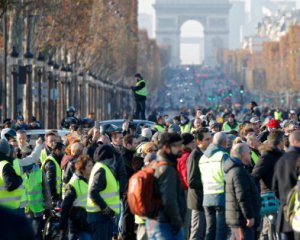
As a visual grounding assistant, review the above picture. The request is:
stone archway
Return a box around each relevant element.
[154,0,231,66]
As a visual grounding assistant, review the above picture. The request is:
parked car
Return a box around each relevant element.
[25,129,70,146]
[98,119,155,134]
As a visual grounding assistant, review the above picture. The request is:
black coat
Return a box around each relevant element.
[272,146,300,233]
[60,173,90,233]
[154,151,187,232]
[252,146,283,194]
[224,158,261,227]
[186,147,204,210]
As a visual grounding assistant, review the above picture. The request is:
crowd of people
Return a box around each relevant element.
[2,100,300,240]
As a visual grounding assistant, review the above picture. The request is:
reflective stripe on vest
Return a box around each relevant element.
[87,162,120,214]
[13,159,27,208]
[41,156,62,195]
[24,167,44,213]
[135,80,148,96]
[0,161,22,209]
[68,174,88,209]
[40,149,48,165]
[199,151,227,195]
[251,150,259,165]
[154,124,165,132]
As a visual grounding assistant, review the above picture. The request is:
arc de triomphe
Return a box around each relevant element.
[154,0,231,66]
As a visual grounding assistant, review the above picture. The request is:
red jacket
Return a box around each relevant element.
[177,149,191,190]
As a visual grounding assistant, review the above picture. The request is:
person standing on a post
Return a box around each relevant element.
[131,73,147,120]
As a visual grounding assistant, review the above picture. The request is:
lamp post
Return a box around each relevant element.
[10,46,19,120]
[60,65,67,119]
[36,52,45,122]
[77,72,84,116]
[24,50,34,122]
[53,63,60,128]
[45,57,54,128]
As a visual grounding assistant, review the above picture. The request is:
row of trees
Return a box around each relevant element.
[0,0,167,127]
[218,25,300,107]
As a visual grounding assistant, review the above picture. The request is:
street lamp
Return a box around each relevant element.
[24,49,34,121]
[10,46,19,120]
[36,52,45,122]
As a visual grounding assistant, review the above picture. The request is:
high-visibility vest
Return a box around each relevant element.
[13,159,27,209]
[274,111,282,121]
[222,121,239,131]
[41,156,62,195]
[24,166,44,213]
[0,160,22,209]
[180,122,191,133]
[153,124,165,132]
[251,150,259,165]
[135,80,148,97]
[40,149,48,165]
[68,174,88,209]
[199,151,228,195]
[87,162,120,214]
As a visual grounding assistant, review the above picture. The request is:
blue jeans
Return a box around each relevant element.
[87,212,113,240]
[146,219,184,240]
[69,231,92,240]
[204,206,227,240]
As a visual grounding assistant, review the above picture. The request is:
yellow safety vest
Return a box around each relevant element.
[180,123,191,133]
[274,111,282,121]
[41,156,62,195]
[68,174,88,209]
[251,150,259,165]
[0,160,22,209]
[154,124,165,132]
[87,162,120,214]
[222,122,239,131]
[199,151,228,195]
[40,149,48,165]
[24,166,44,214]
[135,80,148,96]
[13,159,27,209]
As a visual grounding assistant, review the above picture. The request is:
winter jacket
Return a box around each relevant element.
[42,154,61,202]
[200,144,229,206]
[0,206,34,240]
[0,154,23,191]
[272,146,300,233]
[177,149,191,190]
[186,147,204,210]
[152,151,187,232]
[62,156,77,185]
[224,158,261,227]
[252,145,283,194]
[131,81,146,101]
[60,172,90,233]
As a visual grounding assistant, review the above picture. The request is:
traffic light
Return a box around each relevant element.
[228,90,233,97]
[239,85,244,94]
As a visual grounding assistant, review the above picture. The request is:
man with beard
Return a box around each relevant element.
[146,132,186,239]
[41,142,65,204]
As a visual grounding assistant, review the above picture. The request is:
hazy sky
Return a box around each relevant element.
[138,0,203,64]
[139,0,155,15]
